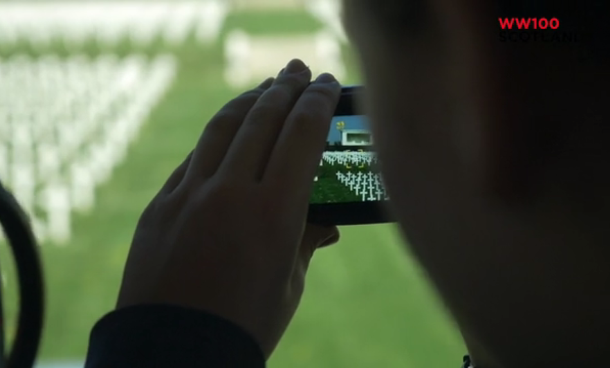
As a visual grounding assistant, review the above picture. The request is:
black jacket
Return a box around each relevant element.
[85,304,470,368]
[85,305,265,367]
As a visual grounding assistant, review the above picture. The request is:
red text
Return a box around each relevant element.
[498,18,560,30]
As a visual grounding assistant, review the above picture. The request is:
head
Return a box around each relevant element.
[342,0,610,366]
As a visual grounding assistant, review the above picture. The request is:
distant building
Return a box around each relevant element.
[341,129,373,146]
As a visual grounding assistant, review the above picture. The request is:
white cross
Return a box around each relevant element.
[377,188,384,199]
[41,183,71,246]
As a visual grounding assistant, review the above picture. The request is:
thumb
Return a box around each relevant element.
[305,224,340,249]
[298,224,340,268]
[319,226,340,248]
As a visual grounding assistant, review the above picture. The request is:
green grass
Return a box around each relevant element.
[224,11,325,34]
[312,159,378,203]
[0,10,465,367]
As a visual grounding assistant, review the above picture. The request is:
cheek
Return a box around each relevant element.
[351,30,455,207]
[363,90,416,212]
[355,54,417,193]
[370,116,410,199]
[360,63,449,234]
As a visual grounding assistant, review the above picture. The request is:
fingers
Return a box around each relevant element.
[182,77,275,185]
[216,59,312,181]
[159,151,193,195]
[263,73,341,201]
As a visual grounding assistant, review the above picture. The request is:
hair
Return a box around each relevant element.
[357,0,610,62]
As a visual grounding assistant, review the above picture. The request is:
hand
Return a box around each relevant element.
[116,59,342,358]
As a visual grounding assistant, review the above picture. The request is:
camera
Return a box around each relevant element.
[307,86,393,226]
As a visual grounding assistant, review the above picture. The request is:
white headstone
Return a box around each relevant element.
[12,165,35,216]
[31,217,47,244]
[0,144,8,182]
[163,3,196,46]
[37,144,60,178]
[42,183,71,245]
[70,163,95,213]
[12,123,33,163]
[196,0,229,44]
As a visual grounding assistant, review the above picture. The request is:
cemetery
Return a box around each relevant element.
[311,151,388,203]
[0,0,346,244]
[0,53,177,244]
[0,0,230,48]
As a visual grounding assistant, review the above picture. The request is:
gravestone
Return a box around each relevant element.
[224,30,345,89]
[0,54,177,244]
[230,0,304,11]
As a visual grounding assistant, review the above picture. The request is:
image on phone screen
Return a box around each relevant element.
[310,115,389,204]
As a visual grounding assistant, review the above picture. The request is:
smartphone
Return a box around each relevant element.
[307,86,393,226]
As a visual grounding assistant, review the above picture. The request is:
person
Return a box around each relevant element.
[84,0,610,367]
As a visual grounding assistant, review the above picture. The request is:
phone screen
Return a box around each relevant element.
[310,115,389,204]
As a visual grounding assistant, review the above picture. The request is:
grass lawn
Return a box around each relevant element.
[0,9,465,367]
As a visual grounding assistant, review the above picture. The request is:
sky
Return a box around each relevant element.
[328,115,370,143]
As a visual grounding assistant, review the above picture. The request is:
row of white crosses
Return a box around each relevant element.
[315,151,376,181]
[0,0,230,48]
[0,54,177,245]
[336,171,388,202]
[316,151,368,181]
[318,151,388,201]
[321,151,377,168]
[222,0,348,89]
[224,29,346,89]
[314,152,387,201]
[305,0,348,43]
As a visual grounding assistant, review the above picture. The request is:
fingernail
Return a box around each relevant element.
[284,59,308,74]
[315,73,337,83]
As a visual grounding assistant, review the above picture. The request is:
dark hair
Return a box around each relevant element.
[358,0,610,61]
